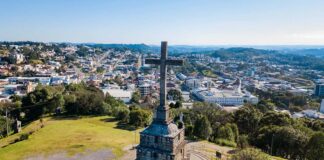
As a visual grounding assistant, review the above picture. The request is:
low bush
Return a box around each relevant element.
[19,133,29,141]
[214,138,237,147]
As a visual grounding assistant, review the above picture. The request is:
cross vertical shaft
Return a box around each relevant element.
[145,41,183,124]
[159,41,167,109]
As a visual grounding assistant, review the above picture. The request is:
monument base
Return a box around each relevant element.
[136,122,185,160]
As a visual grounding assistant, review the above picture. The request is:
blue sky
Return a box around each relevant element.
[1,0,324,45]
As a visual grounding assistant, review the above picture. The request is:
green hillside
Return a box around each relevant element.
[0,116,140,160]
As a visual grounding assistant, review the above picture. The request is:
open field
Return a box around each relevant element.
[0,116,140,160]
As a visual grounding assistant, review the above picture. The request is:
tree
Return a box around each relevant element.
[167,89,183,101]
[231,148,271,160]
[64,84,106,115]
[65,54,76,62]
[96,67,105,73]
[129,109,152,127]
[49,94,65,113]
[234,105,262,135]
[185,125,194,137]
[306,132,324,160]
[272,126,309,159]
[64,94,77,114]
[227,123,239,142]
[169,102,175,108]
[254,126,309,159]
[174,101,182,108]
[217,124,235,142]
[21,86,56,121]
[0,116,14,137]
[256,100,274,113]
[310,120,324,132]
[116,107,130,123]
[10,94,22,102]
[73,88,105,115]
[131,91,141,104]
[237,135,249,149]
[76,46,91,57]
[193,115,212,140]
[259,111,291,128]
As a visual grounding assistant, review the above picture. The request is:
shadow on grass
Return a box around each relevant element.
[114,122,138,131]
[50,114,105,121]
[99,117,138,131]
[50,115,82,121]
[227,149,238,154]
[99,117,117,123]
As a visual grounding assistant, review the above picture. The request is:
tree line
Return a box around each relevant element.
[0,83,152,138]
[171,102,324,160]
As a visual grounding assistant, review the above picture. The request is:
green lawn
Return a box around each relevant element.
[0,116,140,160]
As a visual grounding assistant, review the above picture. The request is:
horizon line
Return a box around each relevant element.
[1,40,324,47]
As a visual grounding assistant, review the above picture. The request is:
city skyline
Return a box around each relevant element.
[1,0,324,45]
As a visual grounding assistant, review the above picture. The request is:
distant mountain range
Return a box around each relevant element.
[83,43,324,57]
[2,41,324,57]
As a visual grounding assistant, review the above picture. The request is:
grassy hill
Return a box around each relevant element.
[0,116,140,160]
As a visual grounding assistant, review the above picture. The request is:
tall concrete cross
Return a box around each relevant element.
[145,41,183,124]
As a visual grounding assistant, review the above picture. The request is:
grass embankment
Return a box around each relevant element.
[0,116,140,160]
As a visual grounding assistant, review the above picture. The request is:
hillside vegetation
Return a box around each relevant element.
[0,116,140,160]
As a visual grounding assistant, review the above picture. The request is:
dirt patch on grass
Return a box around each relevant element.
[120,144,136,160]
[25,149,115,160]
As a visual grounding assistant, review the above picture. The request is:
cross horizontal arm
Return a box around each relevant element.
[145,58,160,65]
[166,59,184,66]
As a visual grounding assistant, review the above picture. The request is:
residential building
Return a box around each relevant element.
[102,89,133,104]
[139,83,151,96]
[314,83,324,96]
[9,53,24,64]
[184,78,201,89]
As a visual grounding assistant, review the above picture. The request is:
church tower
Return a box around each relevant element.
[136,42,186,160]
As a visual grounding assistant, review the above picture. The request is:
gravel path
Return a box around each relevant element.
[120,145,136,160]
[25,149,115,160]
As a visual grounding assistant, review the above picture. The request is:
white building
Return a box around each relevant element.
[193,88,258,106]
[139,83,151,96]
[102,89,133,104]
[302,110,320,119]
[9,53,24,64]
[176,73,187,81]
[185,78,201,89]
[320,99,324,114]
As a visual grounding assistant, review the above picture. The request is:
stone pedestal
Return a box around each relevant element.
[136,123,185,160]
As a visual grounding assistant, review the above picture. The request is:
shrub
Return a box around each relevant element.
[185,125,194,137]
[116,107,130,123]
[19,133,29,141]
[214,138,237,147]
[231,148,270,160]
[306,132,324,160]
[101,102,112,115]
[193,115,212,140]
[129,109,152,127]
[217,125,235,142]
[237,135,249,149]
